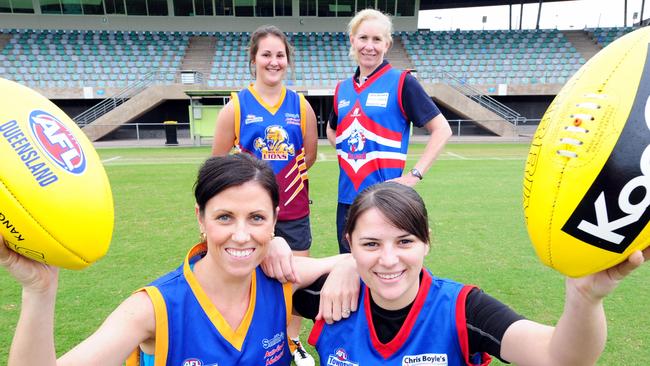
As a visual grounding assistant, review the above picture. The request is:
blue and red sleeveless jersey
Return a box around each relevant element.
[334,64,412,204]
[233,85,310,221]
[308,269,491,366]
[127,243,292,366]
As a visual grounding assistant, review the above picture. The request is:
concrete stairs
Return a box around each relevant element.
[179,36,217,81]
[0,33,11,50]
[563,30,602,61]
[387,38,414,71]
[425,83,517,137]
[386,37,514,137]
[82,84,196,141]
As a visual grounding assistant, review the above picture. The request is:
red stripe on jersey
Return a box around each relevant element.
[354,63,392,94]
[368,269,433,359]
[397,71,408,120]
[337,100,403,142]
[338,156,405,190]
[308,318,326,346]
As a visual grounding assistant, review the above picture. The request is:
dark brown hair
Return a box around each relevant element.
[247,25,294,77]
[194,154,279,215]
[344,182,430,244]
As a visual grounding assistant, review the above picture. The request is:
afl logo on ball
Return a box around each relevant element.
[28,110,86,175]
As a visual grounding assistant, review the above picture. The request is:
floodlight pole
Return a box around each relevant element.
[509,4,512,30]
[624,0,628,27]
[641,0,645,25]
[535,0,542,30]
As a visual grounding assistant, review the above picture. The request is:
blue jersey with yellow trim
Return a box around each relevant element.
[127,244,292,366]
[233,85,309,221]
[334,65,411,204]
[308,269,490,366]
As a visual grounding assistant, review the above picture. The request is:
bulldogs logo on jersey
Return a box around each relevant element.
[347,128,367,159]
[254,125,295,161]
[336,101,405,190]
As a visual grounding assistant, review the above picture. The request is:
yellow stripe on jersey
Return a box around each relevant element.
[248,84,287,115]
[142,286,170,366]
[298,93,307,138]
[282,281,293,328]
[283,149,309,206]
[125,286,169,366]
[183,244,256,351]
[125,348,141,366]
[232,92,241,147]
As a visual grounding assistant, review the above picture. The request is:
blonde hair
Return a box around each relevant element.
[347,8,393,62]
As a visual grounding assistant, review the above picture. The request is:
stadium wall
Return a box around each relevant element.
[0,14,418,32]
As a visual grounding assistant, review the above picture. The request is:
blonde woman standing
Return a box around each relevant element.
[326,9,452,253]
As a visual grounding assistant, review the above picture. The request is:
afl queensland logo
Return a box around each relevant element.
[28,110,86,175]
[181,359,203,366]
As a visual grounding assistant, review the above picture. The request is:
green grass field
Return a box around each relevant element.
[1,143,648,365]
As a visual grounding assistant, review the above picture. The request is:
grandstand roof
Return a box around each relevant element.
[419,0,571,11]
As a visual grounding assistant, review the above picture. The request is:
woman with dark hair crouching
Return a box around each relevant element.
[296,182,649,366]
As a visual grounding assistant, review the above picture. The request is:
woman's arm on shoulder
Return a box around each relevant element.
[211,100,237,156]
[293,255,359,324]
[292,254,351,291]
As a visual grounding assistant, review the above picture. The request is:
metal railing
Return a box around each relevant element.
[439,71,527,126]
[87,119,541,147]
[73,70,164,127]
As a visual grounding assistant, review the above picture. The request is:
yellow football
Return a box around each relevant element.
[523,27,650,277]
[0,78,113,269]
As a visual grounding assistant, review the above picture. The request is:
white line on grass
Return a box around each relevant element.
[446,151,468,159]
[102,156,121,163]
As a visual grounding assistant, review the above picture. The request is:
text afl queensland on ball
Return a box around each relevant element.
[0,78,113,270]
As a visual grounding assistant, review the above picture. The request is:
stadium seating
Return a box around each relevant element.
[401,28,586,85]
[0,26,638,90]
[205,31,354,88]
[585,26,637,48]
[0,29,187,89]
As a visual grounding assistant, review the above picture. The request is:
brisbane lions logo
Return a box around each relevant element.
[254,125,295,160]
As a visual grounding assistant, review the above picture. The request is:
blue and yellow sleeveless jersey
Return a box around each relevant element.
[126,243,293,366]
[232,85,310,221]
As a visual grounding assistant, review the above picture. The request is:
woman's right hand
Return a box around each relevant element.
[0,234,59,293]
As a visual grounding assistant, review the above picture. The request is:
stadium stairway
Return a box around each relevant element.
[388,34,515,136]
[386,38,414,71]
[425,83,516,137]
[562,30,601,61]
[0,33,11,51]
[180,36,217,79]
[81,84,197,141]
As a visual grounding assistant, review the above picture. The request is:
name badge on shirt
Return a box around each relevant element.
[365,93,389,108]
[402,353,448,366]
